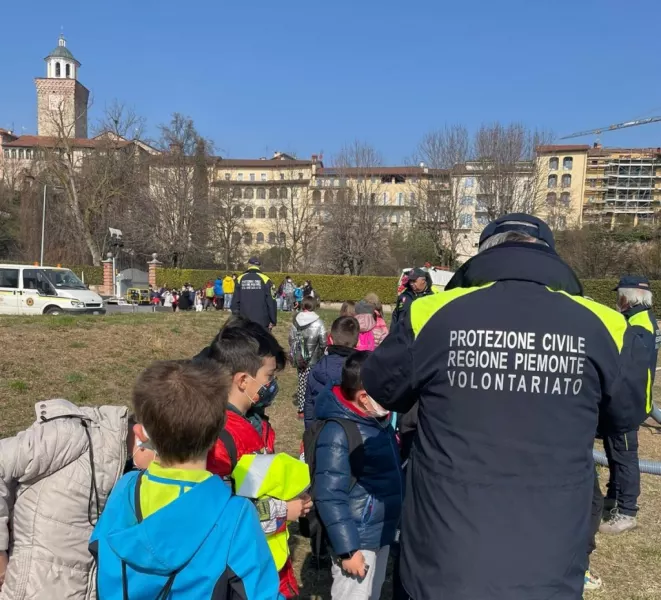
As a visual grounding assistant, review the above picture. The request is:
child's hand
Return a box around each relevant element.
[0,550,8,590]
[341,551,366,578]
[286,494,313,521]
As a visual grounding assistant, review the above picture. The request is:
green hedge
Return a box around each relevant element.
[156,269,400,303]
[65,266,104,286]
[583,279,661,314]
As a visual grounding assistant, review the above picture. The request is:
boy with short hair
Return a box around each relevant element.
[304,315,359,429]
[91,360,280,600]
[313,351,403,600]
[198,318,311,599]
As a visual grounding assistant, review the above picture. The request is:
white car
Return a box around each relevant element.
[0,264,105,315]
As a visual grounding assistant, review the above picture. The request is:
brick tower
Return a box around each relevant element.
[34,35,89,139]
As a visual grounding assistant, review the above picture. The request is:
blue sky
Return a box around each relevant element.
[2,0,661,162]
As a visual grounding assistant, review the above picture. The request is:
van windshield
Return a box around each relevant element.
[44,269,87,290]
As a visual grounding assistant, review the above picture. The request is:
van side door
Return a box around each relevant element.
[21,268,52,315]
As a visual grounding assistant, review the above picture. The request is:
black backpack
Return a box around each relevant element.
[299,418,365,563]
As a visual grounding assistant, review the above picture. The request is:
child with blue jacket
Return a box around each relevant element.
[90,360,281,600]
[313,351,403,600]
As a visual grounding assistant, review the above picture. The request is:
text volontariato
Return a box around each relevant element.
[447,329,586,395]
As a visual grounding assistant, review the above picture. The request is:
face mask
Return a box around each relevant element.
[132,428,157,464]
[245,376,279,409]
[366,395,389,419]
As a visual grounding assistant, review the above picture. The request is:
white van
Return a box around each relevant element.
[0,264,105,316]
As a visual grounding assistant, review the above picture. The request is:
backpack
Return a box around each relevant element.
[356,330,376,351]
[291,325,312,369]
[299,418,365,563]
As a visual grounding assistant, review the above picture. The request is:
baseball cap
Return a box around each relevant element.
[248,257,261,266]
[613,276,651,292]
[479,213,555,250]
[408,268,427,281]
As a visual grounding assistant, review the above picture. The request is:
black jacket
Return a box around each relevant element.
[363,242,651,600]
[390,275,434,331]
[231,267,277,329]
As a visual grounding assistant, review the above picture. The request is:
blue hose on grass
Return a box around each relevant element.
[593,404,661,476]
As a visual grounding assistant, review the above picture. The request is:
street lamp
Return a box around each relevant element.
[23,176,62,266]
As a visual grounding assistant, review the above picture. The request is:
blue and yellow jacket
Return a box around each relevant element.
[363,242,651,600]
[623,304,660,385]
[233,267,277,329]
[90,463,281,600]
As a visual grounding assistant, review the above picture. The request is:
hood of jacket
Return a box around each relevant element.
[446,242,583,295]
[295,311,320,328]
[223,276,233,283]
[107,475,231,575]
[36,398,128,432]
[315,384,387,427]
[356,313,376,333]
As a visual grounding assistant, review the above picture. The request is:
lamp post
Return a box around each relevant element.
[40,185,47,266]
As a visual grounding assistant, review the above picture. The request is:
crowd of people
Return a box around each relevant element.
[146,274,238,312]
[0,213,658,600]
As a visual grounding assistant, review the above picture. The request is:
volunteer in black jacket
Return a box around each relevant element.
[600,275,660,535]
[363,214,651,600]
[390,268,434,331]
[232,258,277,330]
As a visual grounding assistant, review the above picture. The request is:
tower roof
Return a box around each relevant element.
[44,35,80,66]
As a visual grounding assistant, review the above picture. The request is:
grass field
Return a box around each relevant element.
[0,310,660,599]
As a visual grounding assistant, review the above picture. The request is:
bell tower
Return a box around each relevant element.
[35,35,89,138]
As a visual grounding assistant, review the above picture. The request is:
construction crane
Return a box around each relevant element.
[560,116,661,140]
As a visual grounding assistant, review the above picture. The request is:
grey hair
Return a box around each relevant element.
[618,287,653,309]
[479,230,548,252]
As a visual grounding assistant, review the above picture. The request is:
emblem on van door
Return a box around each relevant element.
[26,297,34,307]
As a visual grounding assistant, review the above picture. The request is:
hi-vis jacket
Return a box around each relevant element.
[623,305,660,393]
[363,242,651,600]
[233,267,277,329]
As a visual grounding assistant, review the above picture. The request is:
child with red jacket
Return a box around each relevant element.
[195,317,312,598]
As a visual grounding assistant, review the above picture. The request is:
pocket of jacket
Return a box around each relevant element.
[360,495,374,524]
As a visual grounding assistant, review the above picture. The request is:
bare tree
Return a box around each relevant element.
[473,123,552,220]
[320,141,385,275]
[210,183,246,270]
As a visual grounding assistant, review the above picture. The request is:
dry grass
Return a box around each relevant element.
[0,311,659,599]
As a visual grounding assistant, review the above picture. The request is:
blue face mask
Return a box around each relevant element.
[248,376,279,409]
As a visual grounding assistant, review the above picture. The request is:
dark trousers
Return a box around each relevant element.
[604,429,640,516]
[589,468,603,557]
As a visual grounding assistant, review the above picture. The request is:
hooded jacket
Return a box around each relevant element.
[313,385,403,556]
[223,276,235,295]
[363,242,651,600]
[355,313,376,351]
[304,345,354,429]
[90,468,280,600]
[0,400,128,600]
[288,311,327,367]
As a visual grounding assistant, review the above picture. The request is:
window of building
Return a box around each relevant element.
[465,177,475,188]
[312,190,321,203]
[396,192,404,206]
[410,192,416,203]
[548,174,557,188]
[10,149,16,159]
[477,215,489,226]
[549,157,559,171]
[589,179,596,188]
[55,62,61,77]
[256,232,265,244]
[269,206,277,219]
[546,192,557,206]
[459,213,473,229]
[244,188,254,200]
[65,64,71,78]
[18,149,24,159]
[231,231,241,244]
[243,232,252,245]
[298,172,304,179]
[224,173,230,181]
[3,150,8,159]
[560,192,570,205]
[279,206,287,219]
[561,174,571,188]
[563,157,573,170]
[232,205,242,218]
[237,173,244,182]
[324,190,333,203]
[244,206,254,219]
[316,179,323,187]
[279,232,286,244]
[257,188,266,200]
[261,173,267,182]
[269,187,277,199]
[461,196,475,206]
[280,173,285,180]
[249,173,255,182]
[232,187,242,199]
[268,232,276,244]
[256,206,266,219]
[279,187,288,199]
[382,192,389,205]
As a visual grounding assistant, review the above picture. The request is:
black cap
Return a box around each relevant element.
[614,276,651,292]
[248,257,261,266]
[408,268,427,281]
[479,213,555,250]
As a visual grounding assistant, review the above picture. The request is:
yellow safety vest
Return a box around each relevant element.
[233,453,310,570]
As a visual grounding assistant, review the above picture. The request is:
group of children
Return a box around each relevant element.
[0,302,403,600]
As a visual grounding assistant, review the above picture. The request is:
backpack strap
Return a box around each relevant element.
[219,428,238,471]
